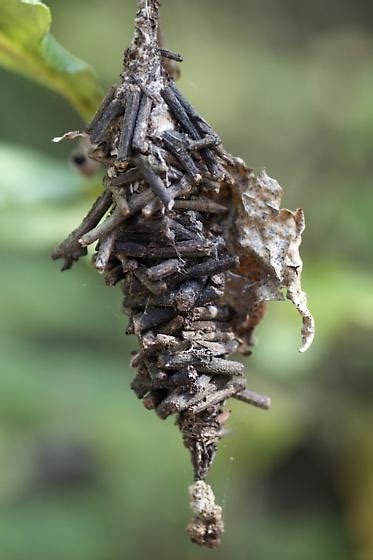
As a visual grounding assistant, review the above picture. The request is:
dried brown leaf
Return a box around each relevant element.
[226,169,315,352]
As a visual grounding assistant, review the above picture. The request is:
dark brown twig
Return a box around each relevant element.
[135,154,174,209]
[118,88,142,161]
[132,94,153,153]
[51,190,112,269]
[159,48,183,62]
[232,389,271,410]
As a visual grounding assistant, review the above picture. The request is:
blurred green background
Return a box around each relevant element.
[1,1,372,559]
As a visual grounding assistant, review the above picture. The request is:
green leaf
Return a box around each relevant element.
[0,0,103,120]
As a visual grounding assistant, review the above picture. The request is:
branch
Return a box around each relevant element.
[123,0,161,82]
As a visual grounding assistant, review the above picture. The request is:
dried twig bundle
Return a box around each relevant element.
[52,0,314,548]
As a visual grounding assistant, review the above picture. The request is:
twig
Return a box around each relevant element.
[118,88,142,161]
[94,229,118,272]
[232,389,271,410]
[135,154,174,209]
[51,190,112,269]
[159,48,183,62]
[132,94,153,153]
[79,208,124,247]
[173,198,228,214]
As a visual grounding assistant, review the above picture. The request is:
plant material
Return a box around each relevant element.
[52,0,314,547]
[0,0,103,120]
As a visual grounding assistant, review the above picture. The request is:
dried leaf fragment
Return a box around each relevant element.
[225,169,315,352]
[52,130,88,143]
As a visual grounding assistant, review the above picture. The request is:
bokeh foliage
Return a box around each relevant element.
[0,1,372,559]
